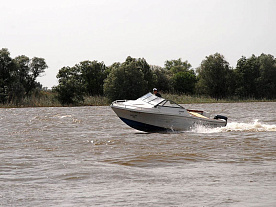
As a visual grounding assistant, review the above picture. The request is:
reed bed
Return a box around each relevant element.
[0,91,109,108]
[163,93,276,104]
[162,94,218,104]
[1,92,275,108]
[83,96,110,106]
[0,91,61,108]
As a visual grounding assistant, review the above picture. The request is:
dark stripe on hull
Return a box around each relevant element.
[119,117,167,132]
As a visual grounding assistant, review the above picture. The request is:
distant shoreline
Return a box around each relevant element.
[1,92,275,108]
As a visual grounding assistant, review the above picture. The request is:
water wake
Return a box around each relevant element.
[191,120,276,133]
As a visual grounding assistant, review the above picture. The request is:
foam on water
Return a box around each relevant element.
[190,119,276,133]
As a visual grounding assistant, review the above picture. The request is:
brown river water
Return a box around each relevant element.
[1,102,276,206]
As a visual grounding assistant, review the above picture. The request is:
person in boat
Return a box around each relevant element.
[153,88,161,97]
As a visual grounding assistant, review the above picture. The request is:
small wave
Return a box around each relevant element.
[57,115,72,119]
[190,120,276,133]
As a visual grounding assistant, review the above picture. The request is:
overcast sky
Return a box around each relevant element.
[1,0,276,88]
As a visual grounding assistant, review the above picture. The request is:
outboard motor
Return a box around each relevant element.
[214,115,228,125]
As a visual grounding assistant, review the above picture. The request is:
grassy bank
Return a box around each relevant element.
[163,94,219,104]
[0,91,275,108]
[162,93,276,104]
[0,91,61,108]
[0,91,110,108]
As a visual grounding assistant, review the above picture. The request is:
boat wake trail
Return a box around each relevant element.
[190,119,276,133]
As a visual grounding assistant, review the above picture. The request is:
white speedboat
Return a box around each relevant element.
[111,93,227,132]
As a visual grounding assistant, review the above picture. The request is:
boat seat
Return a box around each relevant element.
[189,111,209,119]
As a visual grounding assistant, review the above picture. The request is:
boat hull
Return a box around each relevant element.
[111,106,226,132]
[119,117,167,132]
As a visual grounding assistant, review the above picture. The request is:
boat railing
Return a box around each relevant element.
[114,103,185,114]
[112,100,127,104]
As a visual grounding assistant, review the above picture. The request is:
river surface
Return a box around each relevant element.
[1,102,276,206]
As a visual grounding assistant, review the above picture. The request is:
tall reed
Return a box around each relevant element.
[1,91,275,108]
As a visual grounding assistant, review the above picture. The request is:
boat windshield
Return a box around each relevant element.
[138,92,164,105]
[138,93,184,108]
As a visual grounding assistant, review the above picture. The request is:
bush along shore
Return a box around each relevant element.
[1,91,275,108]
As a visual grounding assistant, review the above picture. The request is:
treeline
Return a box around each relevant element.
[54,53,276,104]
[0,48,47,105]
[1,48,276,106]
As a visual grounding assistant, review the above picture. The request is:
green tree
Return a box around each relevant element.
[54,66,85,105]
[13,55,47,96]
[197,53,231,99]
[165,58,196,94]
[0,48,48,104]
[234,55,260,98]
[104,56,148,101]
[151,65,172,92]
[164,58,192,73]
[14,55,30,96]
[256,54,276,99]
[76,60,108,96]
[124,56,154,91]
[54,60,108,105]
[0,48,22,103]
[27,57,47,95]
[172,71,197,94]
